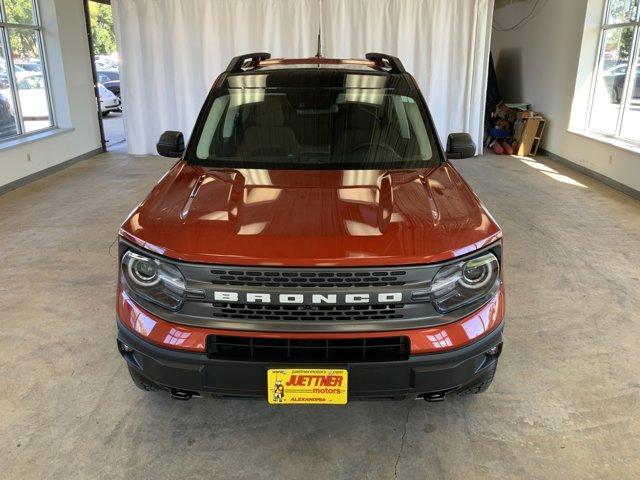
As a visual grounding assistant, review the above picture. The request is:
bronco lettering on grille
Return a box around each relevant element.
[212,291,403,304]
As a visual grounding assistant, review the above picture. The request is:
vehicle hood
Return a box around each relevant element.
[98,84,117,100]
[120,162,501,266]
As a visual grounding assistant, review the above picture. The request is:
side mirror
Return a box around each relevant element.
[446,133,476,159]
[156,131,185,158]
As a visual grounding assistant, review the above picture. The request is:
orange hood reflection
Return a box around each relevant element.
[119,162,501,266]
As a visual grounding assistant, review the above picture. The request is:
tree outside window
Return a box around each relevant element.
[0,0,54,140]
[588,0,640,143]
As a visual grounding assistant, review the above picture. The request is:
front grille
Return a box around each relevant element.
[212,302,406,321]
[121,238,501,333]
[210,269,408,288]
[206,335,410,362]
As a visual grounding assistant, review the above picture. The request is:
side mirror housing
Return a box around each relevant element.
[157,131,185,158]
[446,133,476,159]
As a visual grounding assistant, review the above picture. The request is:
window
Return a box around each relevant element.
[190,70,443,170]
[97,72,111,84]
[0,0,54,141]
[588,0,640,143]
[192,87,438,170]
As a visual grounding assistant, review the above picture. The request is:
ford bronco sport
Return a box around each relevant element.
[116,53,504,403]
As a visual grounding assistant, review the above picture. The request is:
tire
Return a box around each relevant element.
[457,362,497,396]
[101,111,110,117]
[128,366,159,392]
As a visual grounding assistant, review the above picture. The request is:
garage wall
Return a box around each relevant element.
[0,0,102,193]
[491,0,640,195]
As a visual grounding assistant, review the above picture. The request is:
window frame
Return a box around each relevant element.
[586,0,640,143]
[0,0,56,142]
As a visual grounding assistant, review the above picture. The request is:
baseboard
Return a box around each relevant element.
[539,148,640,201]
[0,147,103,196]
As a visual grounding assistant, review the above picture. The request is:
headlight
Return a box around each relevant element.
[121,250,186,310]
[430,252,500,313]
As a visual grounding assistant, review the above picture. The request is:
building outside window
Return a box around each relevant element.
[0,0,54,141]
[588,0,640,143]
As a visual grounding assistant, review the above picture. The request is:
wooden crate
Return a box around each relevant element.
[529,118,546,155]
[513,116,546,156]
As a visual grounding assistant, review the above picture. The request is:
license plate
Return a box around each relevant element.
[267,368,348,405]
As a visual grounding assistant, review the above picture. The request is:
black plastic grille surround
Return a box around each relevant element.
[210,269,408,288]
[212,302,406,322]
[206,335,410,362]
[175,263,457,330]
[119,238,502,332]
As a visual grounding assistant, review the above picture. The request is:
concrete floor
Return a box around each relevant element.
[1,150,639,479]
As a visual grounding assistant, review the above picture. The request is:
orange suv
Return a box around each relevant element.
[116,53,504,404]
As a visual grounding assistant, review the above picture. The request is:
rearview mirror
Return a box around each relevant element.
[156,131,185,158]
[446,133,476,159]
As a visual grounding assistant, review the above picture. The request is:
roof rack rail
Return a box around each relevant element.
[365,52,406,74]
[226,52,271,73]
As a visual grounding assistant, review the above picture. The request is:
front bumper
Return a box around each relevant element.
[101,100,121,111]
[118,318,504,400]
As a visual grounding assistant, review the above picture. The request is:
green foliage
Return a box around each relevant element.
[4,0,37,59]
[606,27,634,65]
[89,2,116,56]
[2,0,116,57]
[604,0,637,65]
[4,0,34,25]
[619,28,634,61]
[607,0,638,24]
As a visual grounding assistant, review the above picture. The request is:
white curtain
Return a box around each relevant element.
[112,0,494,155]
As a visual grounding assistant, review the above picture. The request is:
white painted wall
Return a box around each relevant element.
[492,0,640,193]
[0,0,102,190]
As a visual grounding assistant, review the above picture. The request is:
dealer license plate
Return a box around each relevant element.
[267,368,348,405]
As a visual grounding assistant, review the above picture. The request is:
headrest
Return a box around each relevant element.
[254,97,285,126]
[346,107,377,129]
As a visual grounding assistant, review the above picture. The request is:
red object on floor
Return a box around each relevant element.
[500,140,514,155]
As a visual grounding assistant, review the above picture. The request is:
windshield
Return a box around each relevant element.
[188,81,443,170]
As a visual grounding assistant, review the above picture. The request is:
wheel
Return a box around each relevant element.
[457,362,497,396]
[101,111,110,117]
[128,365,159,392]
